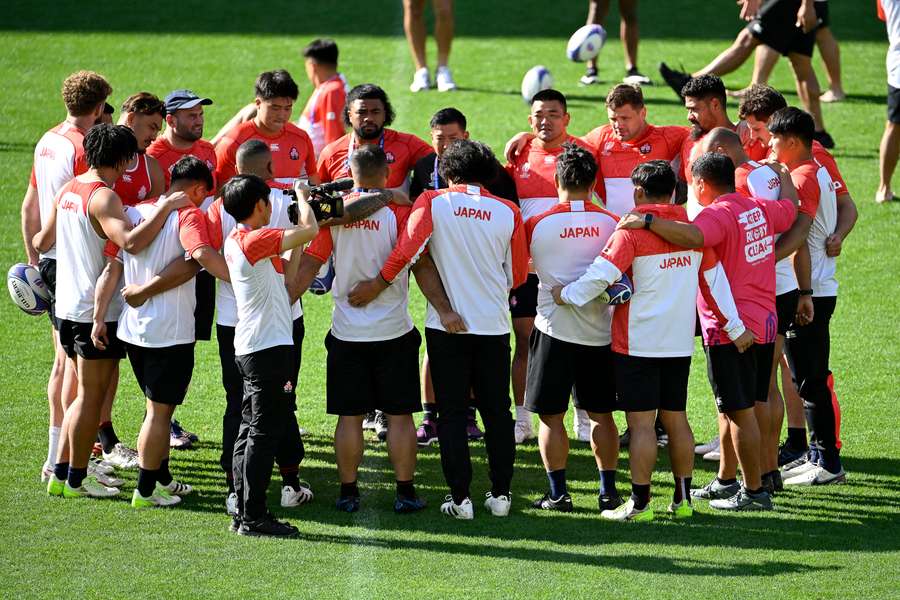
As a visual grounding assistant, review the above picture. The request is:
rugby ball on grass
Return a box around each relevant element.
[7,263,50,316]
[566,24,607,62]
[521,66,553,103]
[602,273,633,305]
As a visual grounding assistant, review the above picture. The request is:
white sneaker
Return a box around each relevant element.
[600,497,654,522]
[132,488,181,508]
[102,443,139,469]
[784,465,846,486]
[64,477,120,498]
[90,456,116,475]
[226,492,238,516]
[695,436,719,455]
[409,67,431,92]
[159,479,193,496]
[281,483,314,507]
[573,409,591,443]
[440,495,474,520]
[514,419,535,444]
[484,492,511,517]
[436,66,457,92]
[298,426,308,437]
[40,462,53,483]
[781,456,818,478]
[88,461,124,487]
[702,448,721,462]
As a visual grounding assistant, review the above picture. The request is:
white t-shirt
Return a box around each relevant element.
[884,0,900,88]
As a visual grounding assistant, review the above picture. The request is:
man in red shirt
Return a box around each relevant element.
[114,93,167,206]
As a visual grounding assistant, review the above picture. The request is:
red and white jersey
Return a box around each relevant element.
[316,129,432,188]
[380,184,529,335]
[113,153,153,206]
[206,188,302,326]
[147,137,217,189]
[735,161,798,295]
[224,225,293,356]
[306,196,414,342]
[562,204,744,357]
[505,135,600,222]
[108,198,210,347]
[582,124,689,216]
[681,134,707,220]
[53,179,109,323]
[297,74,349,156]
[812,141,849,197]
[216,121,317,188]
[791,160,838,297]
[525,200,619,346]
[30,122,88,259]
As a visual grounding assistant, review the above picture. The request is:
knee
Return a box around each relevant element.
[403,0,425,18]
[735,28,757,51]
[433,0,453,20]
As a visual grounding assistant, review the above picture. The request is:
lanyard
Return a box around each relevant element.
[352,187,378,193]
[344,132,385,173]
[432,155,441,189]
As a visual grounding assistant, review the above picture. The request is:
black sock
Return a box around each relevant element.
[54,462,69,481]
[717,476,738,486]
[396,479,416,499]
[424,406,438,422]
[466,406,477,420]
[157,459,173,486]
[97,421,120,454]
[631,483,651,510]
[280,466,300,490]
[745,486,764,495]
[452,488,470,505]
[547,469,567,499]
[68,466,87,488]
[138,468,157,497]
[599,470,618,497]
[673,476,692,505]
[340,481,360,498]
[226,476,235,494]
[787,427,808,449]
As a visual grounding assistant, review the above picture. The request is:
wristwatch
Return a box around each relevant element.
[798,289,813,296]
[643,213,654,229]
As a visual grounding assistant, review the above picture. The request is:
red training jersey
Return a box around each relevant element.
[147,137,218,189]
[214,121,317,188]
[316,129,432,188]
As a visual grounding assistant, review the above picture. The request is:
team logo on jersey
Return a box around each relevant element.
[283,381,294,393]
[289,147,299,160]
[137,185,147,200]
[270,143,280,152]
[520,162,531,179]
[122,174,132,183]
[639,143,652,154]
[602,141,615,156]
[543,155,555,165]
[385,151,396,164]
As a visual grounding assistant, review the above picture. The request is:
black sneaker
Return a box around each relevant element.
[618,428,631,448]
[599,493,624,512]
[336,495,361,513]
[709,487,773,511]
[778,440,807,467]
[659,62,691,99]
[229,515,241,533]
[772,470,784,493]
[624,67,652,85]
[762,472,776,497]
[580,66,599,86]
[374,411,388,442]
[394,494,427,514]
[655,425,669,448]
[531,492,573,512]
[813,130,835,149]
[238,513,299,538]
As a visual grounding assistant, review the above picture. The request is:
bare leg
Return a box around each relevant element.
[624,411,656,485]
[403,0,428,71]
[585,0,612,73]
[335,415,365,484]
[717,413,738,480]
[766,336,787,469]
[694,28,759,77]
[385,414,417,481]
[659,410,694,479]
[99,362,119,424]
[619,0,639,71]
[54,356,79,464]
[879,121,900,201]
[511,318,532,410]
[421,353,435,406]
[754,400,775,475]
[433,0,454,68]
[751,44,780,85]
[538,413,569,471]
[138,399,175,470]
[48,330,66,428]
[726,407,762,490]
[781,353,805,428]
[588,411,618,471]
[816,27,844,97]
[66,357,117,469]
[788,52,825,132]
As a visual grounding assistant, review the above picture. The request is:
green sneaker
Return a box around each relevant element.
[600,498,654,522]
[132,488,181,508]
[47,474,65,496]
[668,501,694,519]
[63,476,120,499]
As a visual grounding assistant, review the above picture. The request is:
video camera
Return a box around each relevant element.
[286,178,352,224]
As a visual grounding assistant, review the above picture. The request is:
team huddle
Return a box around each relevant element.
[21,38,856,538]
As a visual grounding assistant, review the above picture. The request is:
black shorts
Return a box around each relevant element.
[889,85,900,124]
[509,273,539,319]
[524,328,616,415]
[38,257,59,330]
[58,319,125,360]
[126,342,195,405]
[705,341,775,413]
[815,0,829,28]
[776,289,799,336]
[748,0,816,57]
[325,328,422,416]
[613,353,691,412]
[194,270,215,341]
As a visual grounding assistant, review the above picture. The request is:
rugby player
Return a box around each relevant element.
[403,0,457,92]
[114,93,167,205]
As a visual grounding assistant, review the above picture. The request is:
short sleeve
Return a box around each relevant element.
[205,198,225,250]
[793,171,820,218]
[769,199,798,234]
[103,239,122,261]
[239,228,284,265]
[814,148,849,196]
[304,227,334,262]
[409,135,433,165]
[178,207,212,256]
[316,146,335,182]
[214,137,238,186]
[692,205,729,248]
[599,229,636,273]
[303,134,317,178]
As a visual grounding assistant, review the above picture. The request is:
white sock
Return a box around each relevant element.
[47,426,61,468]
[515,405,530,425]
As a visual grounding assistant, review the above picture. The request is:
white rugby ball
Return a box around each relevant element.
[7,263,50,316]
[566,24,607,62]
[521,65,554,103]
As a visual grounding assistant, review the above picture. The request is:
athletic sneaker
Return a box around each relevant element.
[530,492,573,512]
[435,66,457,92]
[655,424,669,448]
[229,516,241,533]
[772,470,784,493]
[47,474,65,496]
[580,66,599,86]
[88,461,124,488]
[574,409,591,443]
[238,513,299,538]
[226,492,238,516]
[690,478,740,501]
[762,472,776,497]
[132,487,181,508]
[63,477,120,499]
[336,495,360,513]
[703,447,721,462]
[374,410,388,442]
[362,411,377,430]
[159,480,193,496]
[658,62,691,99]
[173,419,199,443]
[778,440,807,467]
[668,501,693,519]
[820,89,846,103]
[394,495,427,514]
[170,421,193,450]
[409,67,431,92]
[484,492,511,517]
[514,419,535,444]
[466,417,484,441]
[440,495,474,520]
[297,426,308,437]
[784,465,846,486]
[281,483,314,507]
[709,488,773,511]
[102,443,139,469]
[618,428,630,448]
[599,493,624,512]
[90,456,116,475]
[781,454,819,478]
[416,420,439,446]
[600,497,654,522]
[695,436,719,456]
[623,67,652,86]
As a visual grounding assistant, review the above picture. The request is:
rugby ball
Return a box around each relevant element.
[603,273,633,305]
[7,263,51,316]
[309,256,335,295]
[521,66,553,103]
[566,24,607,63]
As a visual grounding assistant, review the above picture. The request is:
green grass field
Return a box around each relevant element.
[1,1,899,598]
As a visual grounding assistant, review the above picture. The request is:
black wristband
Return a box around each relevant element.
[643,213,654,229]
[798,289,813,296]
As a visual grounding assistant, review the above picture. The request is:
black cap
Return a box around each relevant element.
[164,89,213,112]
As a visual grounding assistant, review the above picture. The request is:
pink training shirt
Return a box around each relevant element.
[692,192,796,345]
